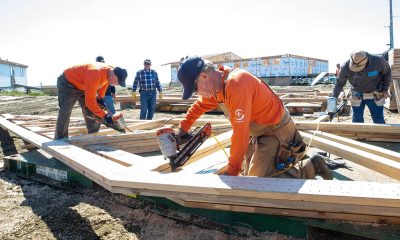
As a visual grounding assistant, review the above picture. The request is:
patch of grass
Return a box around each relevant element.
[0,90,47,97]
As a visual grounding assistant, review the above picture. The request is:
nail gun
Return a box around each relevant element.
[87,99,132,133]
[326,93,348,121]
[157,123,212,172]
[89,113,127,133]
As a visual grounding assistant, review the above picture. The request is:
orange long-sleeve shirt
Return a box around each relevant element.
[63,63,111,118]
[179,67,285,176]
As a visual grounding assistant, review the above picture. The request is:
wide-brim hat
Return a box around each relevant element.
[177,56,204,100]
[349,51,368,72]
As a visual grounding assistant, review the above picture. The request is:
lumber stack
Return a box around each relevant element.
[386,49,400,112]
[116,92,328,114]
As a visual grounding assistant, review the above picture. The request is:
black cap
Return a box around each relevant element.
[96,56,105,63]
[113,67,127,87]
[144,59,151,65]
[177,56,204,100]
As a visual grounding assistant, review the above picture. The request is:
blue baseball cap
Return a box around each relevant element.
[113,67,128,87]
[96,56,105,63]
[177,56,204,100]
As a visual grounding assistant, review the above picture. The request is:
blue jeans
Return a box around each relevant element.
[139,90,157,120]
[352,99,385,124]
[103,95,116,114]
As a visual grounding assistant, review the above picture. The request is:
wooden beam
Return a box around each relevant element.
[174,200,400,225]
[42,140,126,187]
[300,131,400,180]
[84,144,166,169]
[307,131,400,162]
[0,116,50,147]
[296,121,400,134]
[393,78,400,112]
[68,130,157,145]
[110,186,400,223]
[110,169,400,208]
[93,119,169,135]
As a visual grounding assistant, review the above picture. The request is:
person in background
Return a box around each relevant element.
[332,51,392,123]
[175,56,332,180]
[96,56,116,114]
[55,63,127,139]
[131,59,163,120]
[335,63,341,77]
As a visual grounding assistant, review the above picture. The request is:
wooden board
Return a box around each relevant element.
[0,116,50,147]
[306,131,400,162]
[393,78,400,112]
[301,131,400,180]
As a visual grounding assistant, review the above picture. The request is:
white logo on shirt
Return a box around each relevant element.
[234,109,245,122]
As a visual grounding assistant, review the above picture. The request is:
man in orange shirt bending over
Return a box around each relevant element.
[176,56,332,179]
[55,63,127,140]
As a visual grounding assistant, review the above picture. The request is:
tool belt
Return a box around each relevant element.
[253,118,306,170]
[275,138,306,170]
[271,120,306,170]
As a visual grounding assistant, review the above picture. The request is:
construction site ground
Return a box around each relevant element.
[0,85,398,240]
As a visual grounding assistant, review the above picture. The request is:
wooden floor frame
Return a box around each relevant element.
[1,114,400,224]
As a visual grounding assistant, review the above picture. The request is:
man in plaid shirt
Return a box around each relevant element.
[131,59,163,119]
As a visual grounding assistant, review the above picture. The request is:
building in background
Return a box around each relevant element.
[164,52,328,86]
[0,58,28,88]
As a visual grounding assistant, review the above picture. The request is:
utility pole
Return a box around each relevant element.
[389,0,394,49]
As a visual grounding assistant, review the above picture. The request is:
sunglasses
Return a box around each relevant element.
[144,63,151,65]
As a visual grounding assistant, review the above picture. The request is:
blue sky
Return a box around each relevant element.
[0,0,397,86]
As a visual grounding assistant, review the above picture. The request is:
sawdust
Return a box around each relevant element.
[0,91,305,239]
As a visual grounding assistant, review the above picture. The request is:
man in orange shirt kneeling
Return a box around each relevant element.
[176,56,332,179]
[55,63,127,140]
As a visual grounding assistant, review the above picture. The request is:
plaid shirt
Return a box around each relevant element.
[132,69,162,92]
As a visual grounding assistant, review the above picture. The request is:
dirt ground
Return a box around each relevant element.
[0,84,398,240]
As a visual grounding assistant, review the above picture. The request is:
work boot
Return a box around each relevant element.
[310,153,333,180]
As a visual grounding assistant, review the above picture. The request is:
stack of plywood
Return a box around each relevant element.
[386,49,400,112]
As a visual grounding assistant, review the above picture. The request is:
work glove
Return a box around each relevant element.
[175,127,193,145]
[104,112,123,125]
[159,92,163,99]
[131,92,137,100]
[97,98,107,108]
[112,112,123,121]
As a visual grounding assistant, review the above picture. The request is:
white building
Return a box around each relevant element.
[0,58,28,88]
